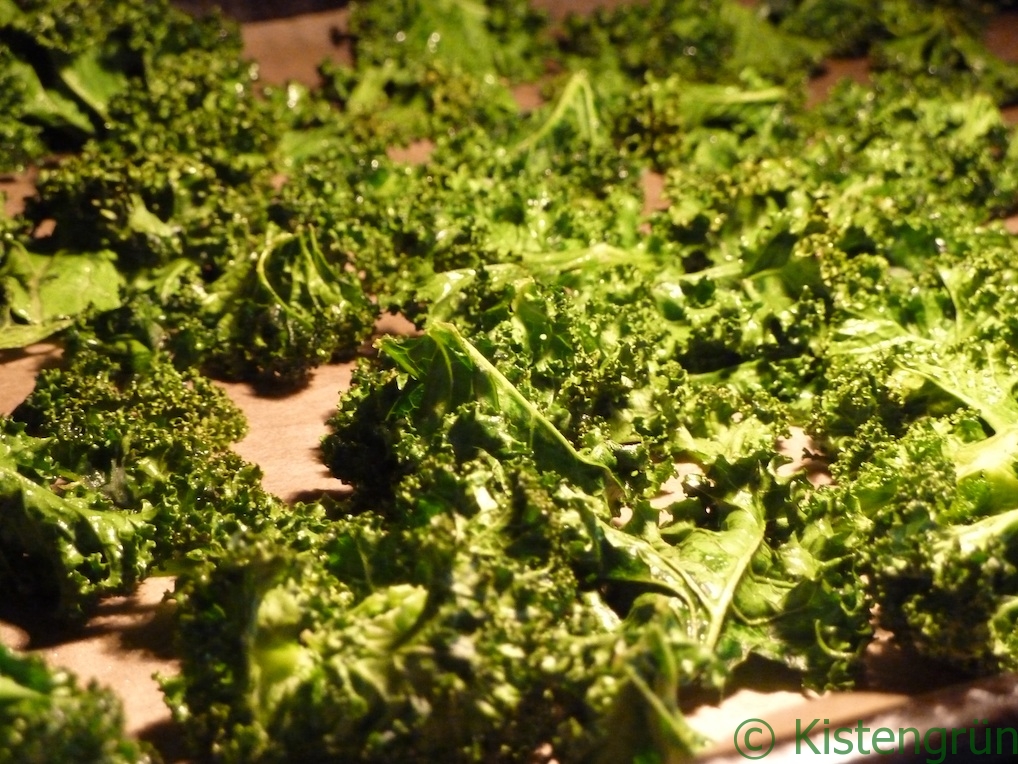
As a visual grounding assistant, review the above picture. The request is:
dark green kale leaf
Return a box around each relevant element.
[0,421,156,620]
[195,226,376,388]
[871,0,1018,104]
[0,643,156,763]
[325,322,621,508]
[769,0,1018,103]
[26,148,273,274]
[0,46,50,171]
[766,0,885,56]
[0,0,241,155]
[804,77,1018,221]
[558,0,821,96]
[803,199,1018,675]
[174,393,865,764]
[603,474,866,697]
[347,0,551,82]
[0,236,123,349]
[815,221,1018,466]
[98,38,278,185]
[49,222,377,389]
[319,58,520,149]
[618,69,800,173]
[163,474,624,764]
[809,411,1018,675]
[558,0,736,85]
[3,343,284,618]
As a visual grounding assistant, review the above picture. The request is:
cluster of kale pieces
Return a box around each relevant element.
[4,0,1018,762]
[0,644,155,763]
[1,338,285,621]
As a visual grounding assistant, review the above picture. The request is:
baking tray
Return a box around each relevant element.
[3,3,1018,762]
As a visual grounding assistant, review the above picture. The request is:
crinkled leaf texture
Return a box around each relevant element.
[378,321,623,500]
[0,425,156,620]
[0,246,123,349]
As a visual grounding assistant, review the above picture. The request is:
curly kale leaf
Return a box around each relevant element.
[13,343,246,466]
[0,237,123,349]
[817,224,1018,469]
[618,69,800,173]
[319,58,520,149]
[197,226,375,388]
[871,0,1018,104]
[169,434,865,764]
[275,72,643,310]
[347,0,550,82]
[325,322,622,507]
[58,224,377,389]
[0,422,156,620]
[27,149,272,274]
[0,0,241,155]
[820,417,1018,674]
[4,345,287,617]
[871,504,1018,675]
[164,471,625,763]
[807,224,1018,675]
[0,643,156,763]
[0,46,52,171]
[558,0,820,94]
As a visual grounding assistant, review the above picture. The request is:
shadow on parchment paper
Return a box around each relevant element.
[137,717,196,764]
[0,578,176,659]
